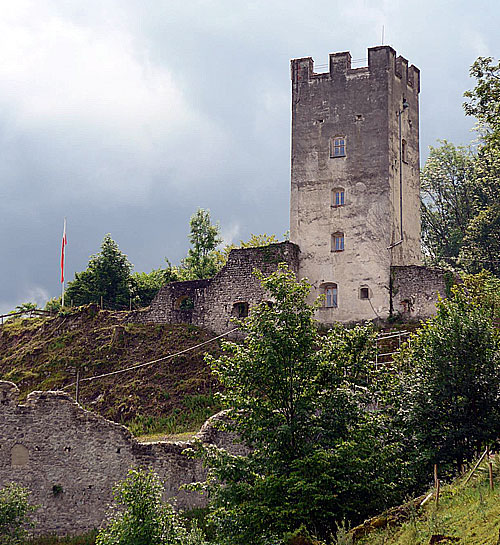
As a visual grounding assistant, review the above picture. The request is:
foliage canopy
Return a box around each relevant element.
[65,234,134,310]
[189,265,403,544]
[397,288,500,477]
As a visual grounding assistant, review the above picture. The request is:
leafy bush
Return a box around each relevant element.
[0,482,37,544]
[95,468,206,545]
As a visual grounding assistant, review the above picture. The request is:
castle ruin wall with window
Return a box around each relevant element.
[0,381,243,536]
[134,242,300,335]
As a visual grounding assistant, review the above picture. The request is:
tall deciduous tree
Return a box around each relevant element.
[420,141,475,266]
[65,234,133,310]
[463,56,500,145]
[180,209,222,280]
[398,290,500,478]
[189,265,403,544]
[460,203,500,276]
[457,56,500,275]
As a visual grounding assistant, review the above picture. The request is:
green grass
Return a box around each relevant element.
[137,430,198,443]
[358,463,500,545]
[25,531,97,544]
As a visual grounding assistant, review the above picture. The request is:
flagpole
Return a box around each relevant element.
[61,218,67,307]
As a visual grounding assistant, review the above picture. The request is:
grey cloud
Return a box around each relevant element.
[1,0,499,312]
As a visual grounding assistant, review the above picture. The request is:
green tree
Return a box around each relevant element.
[189,266,402,544]
[96,468,206,545]
[131,268,170,308]
[44,297,62,312]
[458,56,500,276]
[460,203,500,276]
[463,56,500,145]
[9,302,38,316]
[0,483,36,545]
[420,141,475,266]
[65,234,133,310]
[398,292,500,478]
[180,209,222,280]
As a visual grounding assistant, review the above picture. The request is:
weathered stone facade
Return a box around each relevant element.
[0,381,238,536]
[136,242,300,335]
[138,46,445,329]
[290,46,438,324]
[391,265,450,320]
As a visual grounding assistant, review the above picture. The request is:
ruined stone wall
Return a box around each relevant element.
[200,242,299,334]
[135,242,300,335]
[391,265,449,320]
[134,279,210,325]
[0,381,236,536]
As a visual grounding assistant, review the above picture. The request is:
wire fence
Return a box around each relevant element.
[0,309,55,325]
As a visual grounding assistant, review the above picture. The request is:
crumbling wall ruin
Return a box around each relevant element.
[0,381,235,536]
[134,242,300,335]
[391,265,449,320]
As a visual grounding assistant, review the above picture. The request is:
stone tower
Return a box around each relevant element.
[290,46,422,323]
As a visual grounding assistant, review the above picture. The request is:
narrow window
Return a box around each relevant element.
[402,139,407,163]
[232,302,249,318]
[332,188,345,207]
[175,295,194,310]
[331,233,345,252]
[360,287,370,300]
[330,137,346,158]
[324,284,338,308]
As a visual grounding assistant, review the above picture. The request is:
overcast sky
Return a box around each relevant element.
[0,0,499,313]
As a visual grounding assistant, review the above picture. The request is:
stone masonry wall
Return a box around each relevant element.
[134,242,300,335]
[391,265,449,320]
[290,47,421,325]
[0,381,237,536]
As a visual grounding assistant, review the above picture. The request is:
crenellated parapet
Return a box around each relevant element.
[291,46,420,93]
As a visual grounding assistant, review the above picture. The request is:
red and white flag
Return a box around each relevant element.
[60,218,67,284]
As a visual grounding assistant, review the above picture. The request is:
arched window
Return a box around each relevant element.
[11,444,29,467]
[331,188,345,207]
[321,283,338,308]
[330,136,346,157]
[331,232,345,252]
[360,286,370,300]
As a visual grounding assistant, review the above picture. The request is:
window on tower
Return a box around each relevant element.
[402,139,408,163]
[332,188,345,207]
[330,137,346,158]
[321,283,338,308]
[360,287,370,300]
[331,232,345,252]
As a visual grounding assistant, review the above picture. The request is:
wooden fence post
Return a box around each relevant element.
[76,369,81,404]
[434,464,440,507]
[488,448,494,490]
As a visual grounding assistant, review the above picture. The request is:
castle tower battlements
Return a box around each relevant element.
[291,46,420,90]
[290,46,422,323]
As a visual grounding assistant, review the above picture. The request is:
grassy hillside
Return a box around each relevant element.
[0,305,223,436]
[356,456,500,545]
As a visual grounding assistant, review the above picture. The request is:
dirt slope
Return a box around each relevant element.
[0,305,223,434]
